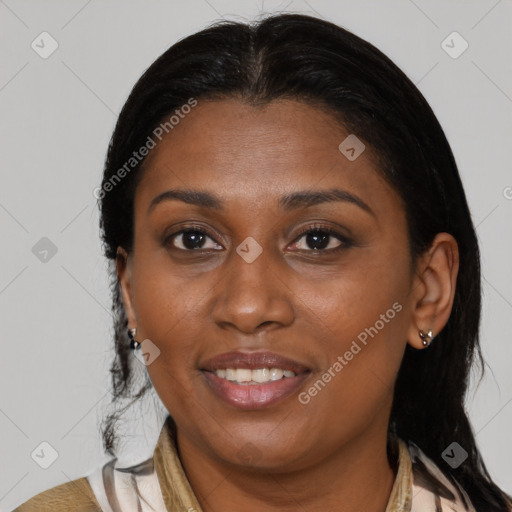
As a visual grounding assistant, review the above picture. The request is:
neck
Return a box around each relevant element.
[175,424,398,512]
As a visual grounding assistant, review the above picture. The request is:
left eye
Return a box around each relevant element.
[291,228,348,252]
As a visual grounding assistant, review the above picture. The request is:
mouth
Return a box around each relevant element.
[200,351,311,409]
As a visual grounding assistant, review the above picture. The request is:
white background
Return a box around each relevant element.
[1,0,511,510]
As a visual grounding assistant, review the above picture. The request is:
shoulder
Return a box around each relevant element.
[13,476,101,512]
[404,439,512,512]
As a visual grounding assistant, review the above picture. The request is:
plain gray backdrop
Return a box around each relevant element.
[1,0,511,510]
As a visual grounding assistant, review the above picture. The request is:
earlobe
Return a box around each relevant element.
[116,247,137,328]
[418,329,435,348]
[406,233,459,350]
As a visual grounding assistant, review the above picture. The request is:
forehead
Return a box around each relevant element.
[135,98,399,213]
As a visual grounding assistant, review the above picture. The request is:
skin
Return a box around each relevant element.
[117,98,459,511]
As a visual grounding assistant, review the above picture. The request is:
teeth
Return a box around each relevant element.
[235,369,252,382]
[269,368,283,380]
[214,367,296,384]
[252,368,269,383]
[225,368,236,381]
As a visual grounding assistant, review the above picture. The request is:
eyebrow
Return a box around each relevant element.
[148,188,375,216]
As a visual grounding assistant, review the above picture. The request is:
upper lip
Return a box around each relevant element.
[200,351,310,374]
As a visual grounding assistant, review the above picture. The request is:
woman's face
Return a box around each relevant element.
[119,98,418,471]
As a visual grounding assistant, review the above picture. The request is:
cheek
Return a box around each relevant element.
[131,261,208,423]
[130,252,206,367]
[292,246,411,427]
[297,244,411,346]
[294,299,406,455]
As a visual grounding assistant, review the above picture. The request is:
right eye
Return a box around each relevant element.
[165,227,223,252]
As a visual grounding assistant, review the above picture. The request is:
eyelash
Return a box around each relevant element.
[164,223,352,255]
[291,224,352,253]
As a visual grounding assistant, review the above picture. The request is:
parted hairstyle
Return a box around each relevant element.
[97,13,511,510]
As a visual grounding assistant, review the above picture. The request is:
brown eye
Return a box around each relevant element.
[166,227,223,251]
[291,225,352,253]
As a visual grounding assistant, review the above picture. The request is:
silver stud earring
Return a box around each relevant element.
[127,328,140,350]
[419,329,434,348]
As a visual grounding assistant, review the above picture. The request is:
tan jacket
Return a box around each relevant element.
[13,417,499,511]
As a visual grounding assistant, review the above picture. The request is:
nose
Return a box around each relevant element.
[211,243,295,335]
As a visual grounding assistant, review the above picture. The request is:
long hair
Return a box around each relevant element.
[97,13,511,510]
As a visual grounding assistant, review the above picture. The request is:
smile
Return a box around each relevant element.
[200,350,311,409]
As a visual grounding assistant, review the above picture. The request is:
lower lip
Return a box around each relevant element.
[202,371,309,409]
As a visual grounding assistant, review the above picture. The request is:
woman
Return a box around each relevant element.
[15,13,512,512]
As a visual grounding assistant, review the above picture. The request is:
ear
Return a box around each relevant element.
[406,233,459,349]
[116,246,137,328]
